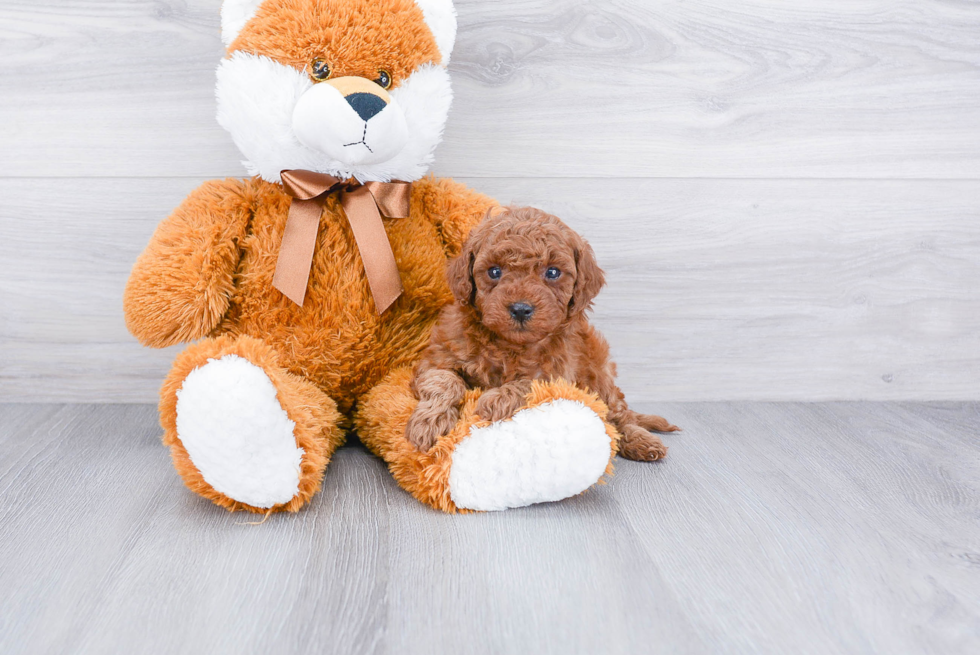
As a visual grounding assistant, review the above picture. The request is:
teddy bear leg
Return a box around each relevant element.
[355,370,618,513]
[159,335,344,514]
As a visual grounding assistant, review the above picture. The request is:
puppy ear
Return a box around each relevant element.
[447,210,495,305]
[569,237,605,316]
[447,248,475,306]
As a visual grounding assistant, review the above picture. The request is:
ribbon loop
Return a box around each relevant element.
[363,181,412,219]
[272,169,411,312]
[280,169,345,201]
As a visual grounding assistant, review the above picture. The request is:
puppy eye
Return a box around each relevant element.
[487,266,502,280]
[375,70,392,89]
[545,267,562,280]
[310,59,331,81]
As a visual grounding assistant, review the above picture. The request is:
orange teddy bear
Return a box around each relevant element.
[124,0,621,514]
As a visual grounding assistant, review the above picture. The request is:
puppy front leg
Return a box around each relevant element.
[476,379,534,422]
[406,369,468,452]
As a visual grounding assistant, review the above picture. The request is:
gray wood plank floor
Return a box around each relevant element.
[1,402,977,655]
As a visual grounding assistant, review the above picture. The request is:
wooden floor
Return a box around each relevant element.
[1,402,977,655]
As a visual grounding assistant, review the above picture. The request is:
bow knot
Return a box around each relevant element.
[272,169,412,313]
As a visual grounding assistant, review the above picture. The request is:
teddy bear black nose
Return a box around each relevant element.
[509,302,535,324]
[346,92,387,121]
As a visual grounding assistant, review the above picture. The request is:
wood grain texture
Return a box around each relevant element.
[0,0,978,178]
[1,1,979,400]
[2,177,978,402]
[0,402,976,654]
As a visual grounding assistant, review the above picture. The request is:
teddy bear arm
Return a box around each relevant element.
[123,179,252,348]
[415,176,500,258]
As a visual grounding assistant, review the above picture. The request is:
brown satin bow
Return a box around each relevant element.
[272,169,412,313]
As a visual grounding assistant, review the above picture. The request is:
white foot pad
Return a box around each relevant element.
[175,354,304,508]
[448,400,612,511]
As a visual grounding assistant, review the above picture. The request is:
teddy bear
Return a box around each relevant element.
[124,0,623,514]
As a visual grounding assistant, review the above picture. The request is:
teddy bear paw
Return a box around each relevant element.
[448,399,613,511]
[175,355,304,509]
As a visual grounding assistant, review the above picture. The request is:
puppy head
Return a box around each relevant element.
[216,0,457,183]
[448,207,605,345]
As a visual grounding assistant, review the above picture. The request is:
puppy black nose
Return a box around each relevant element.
[509,302,535,324]
[346,92,387,121]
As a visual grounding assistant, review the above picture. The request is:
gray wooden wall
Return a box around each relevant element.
[1,0,978,403]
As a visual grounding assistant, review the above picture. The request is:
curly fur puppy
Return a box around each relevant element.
[406,206,678,459]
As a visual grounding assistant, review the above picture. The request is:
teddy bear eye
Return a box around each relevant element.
[487,266,502,280]
[375,70,392,89]
[545,267,562,280]
[310,59,331,81]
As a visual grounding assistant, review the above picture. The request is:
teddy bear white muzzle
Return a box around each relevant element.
[292,77,410,167]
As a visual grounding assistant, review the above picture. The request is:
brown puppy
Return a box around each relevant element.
[406,206,678,459]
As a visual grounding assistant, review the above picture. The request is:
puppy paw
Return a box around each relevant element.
[406,402,460,452]
[476,381,533,423]
[412,369,467,403]
[636,412,680,433]
[618,425,669,461]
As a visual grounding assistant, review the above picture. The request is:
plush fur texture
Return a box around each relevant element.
[354,369,618,513]
[406,207,679,458]
[126,176,497,416]
[448,398,613,511]
[227,0,442,72]
[216,54,453,183]
[412,0,457,64]
[221,0,266,45]
[160,334,344,513]
[218,0,449,183]
[176,354,306,508]
[126,0,621,514]
[127,173,508,512]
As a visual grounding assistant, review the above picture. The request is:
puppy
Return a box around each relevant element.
[406,206,679,459]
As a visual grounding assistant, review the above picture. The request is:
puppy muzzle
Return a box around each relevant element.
[509,302,535,325]
[292,76,409,166]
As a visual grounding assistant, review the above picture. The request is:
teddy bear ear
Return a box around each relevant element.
[415,0,458,65]
[221,1,457,63]
[221,0,266,47]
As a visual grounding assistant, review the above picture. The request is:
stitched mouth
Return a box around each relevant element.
[343,122,374,153]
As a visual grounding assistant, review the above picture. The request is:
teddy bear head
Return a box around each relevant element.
[216,0,457,184]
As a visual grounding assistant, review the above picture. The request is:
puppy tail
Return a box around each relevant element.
[636,413,681,433]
